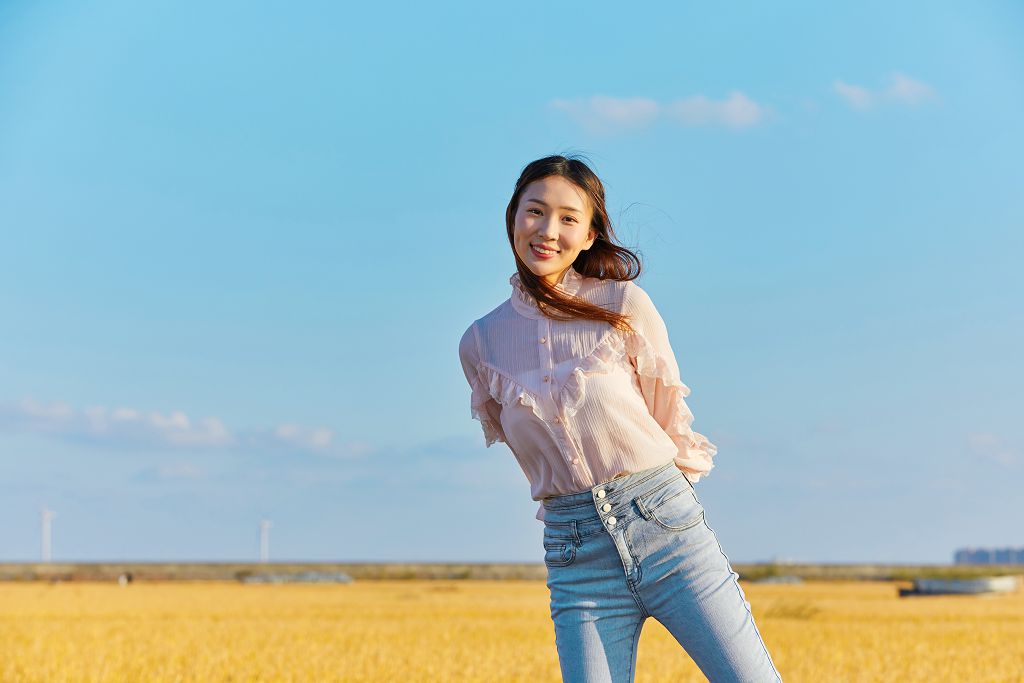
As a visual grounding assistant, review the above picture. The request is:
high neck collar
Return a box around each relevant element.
[509,265,585,319]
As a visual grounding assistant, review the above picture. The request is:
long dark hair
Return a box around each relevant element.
[505,153,641,333]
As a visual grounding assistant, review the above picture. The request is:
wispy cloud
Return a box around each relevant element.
[550,91,767,133]
[550,95,660,133]
[833,81,874,110]
[666,91,766,128]
[0,397,373,459]
[833,72,937,110]
[966,432,1020,467]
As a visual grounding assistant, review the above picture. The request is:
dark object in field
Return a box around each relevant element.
[898,575,1020,597]
[240,571,354,584]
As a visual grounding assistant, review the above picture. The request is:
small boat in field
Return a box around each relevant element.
[898,575,1021,597]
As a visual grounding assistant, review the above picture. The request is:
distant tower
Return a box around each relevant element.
[259,519,272,563]
[40,507,57,562]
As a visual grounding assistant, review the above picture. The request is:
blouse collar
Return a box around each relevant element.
[509,265,585,319]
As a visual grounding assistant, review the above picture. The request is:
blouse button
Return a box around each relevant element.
[572,457,580,464]
[539,337,547,344]
[554,417,562,424]
[542,375,550,382]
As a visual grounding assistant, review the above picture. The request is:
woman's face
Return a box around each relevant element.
[513,175,596,286]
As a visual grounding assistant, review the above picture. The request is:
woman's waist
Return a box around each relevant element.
[539,458,684,522]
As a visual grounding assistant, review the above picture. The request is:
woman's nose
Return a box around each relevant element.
[537,218,558,238]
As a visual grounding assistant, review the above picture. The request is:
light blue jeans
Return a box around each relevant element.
[540,460,783,682]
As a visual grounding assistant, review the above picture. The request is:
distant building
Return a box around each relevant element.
[954,546,1024,564]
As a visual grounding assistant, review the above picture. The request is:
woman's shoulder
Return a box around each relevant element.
[460,297,514,345]
[473,296,515,328]
[585,276,656,317]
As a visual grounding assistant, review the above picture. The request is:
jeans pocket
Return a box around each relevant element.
[542,540,577,567]
[643,481,704,531]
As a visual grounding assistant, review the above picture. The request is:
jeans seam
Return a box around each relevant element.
[649,507,705,532]
[612,460,675,495]
[542,461,676,512]
[627,617,644,682]
[700,515,784,681]
[633,476,678,508]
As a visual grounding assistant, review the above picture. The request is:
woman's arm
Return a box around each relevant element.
[459,323,507,447]
[624,283,717,482]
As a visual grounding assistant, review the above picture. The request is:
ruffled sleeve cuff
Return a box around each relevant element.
[623,284,717,482]
[468,371,507,447]
[460,323,507,448]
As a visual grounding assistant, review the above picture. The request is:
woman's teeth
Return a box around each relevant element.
[532,245,558,256]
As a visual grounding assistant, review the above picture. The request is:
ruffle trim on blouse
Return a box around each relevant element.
[509,266,586,320]
[472,326,717,481]
[476,329,626,429]
[477,362,557,423]
[623,329,718,480]
[468,372,505,447]
[560,330,627,419]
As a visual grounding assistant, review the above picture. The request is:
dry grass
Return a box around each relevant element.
[0,579,1021,682]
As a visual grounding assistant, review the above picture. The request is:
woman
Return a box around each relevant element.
[458,154,783,682]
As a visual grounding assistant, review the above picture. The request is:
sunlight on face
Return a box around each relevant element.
[513,175,597,286]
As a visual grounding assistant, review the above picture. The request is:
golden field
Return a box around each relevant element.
[0,579,1022,682]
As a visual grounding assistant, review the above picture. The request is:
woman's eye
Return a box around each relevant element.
[525,208,576,222]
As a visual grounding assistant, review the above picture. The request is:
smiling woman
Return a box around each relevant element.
[457,154,783,682]
[514,177,595,271]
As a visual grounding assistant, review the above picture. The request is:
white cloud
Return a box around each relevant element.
[550,91,766,133]
[0,397,370,458]
[834,72,937,110]
[550,95,659,134]
[886,72,936,105]
[269,423,335,451]
[833,80,875,110]
[967,432,1020,467]
[666,91,767,128]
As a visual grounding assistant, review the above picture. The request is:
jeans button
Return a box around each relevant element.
[596,489,606,498]
[607,516,617,526]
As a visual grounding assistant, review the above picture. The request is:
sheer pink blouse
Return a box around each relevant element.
[458,265,717,522]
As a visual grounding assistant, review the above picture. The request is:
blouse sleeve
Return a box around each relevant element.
[623,284,717,482]
[458,323,507,447]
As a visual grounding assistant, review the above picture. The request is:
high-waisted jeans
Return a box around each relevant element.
[540,460,783,682]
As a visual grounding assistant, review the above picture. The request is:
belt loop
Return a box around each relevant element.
[634,495,652,520]
[571,520,581,546]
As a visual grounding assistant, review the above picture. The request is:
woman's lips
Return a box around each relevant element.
[530,244,559,259]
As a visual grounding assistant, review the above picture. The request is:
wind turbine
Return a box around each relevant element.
[259,519,272,563]
[40,507,57,562]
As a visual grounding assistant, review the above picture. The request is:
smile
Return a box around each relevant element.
[531,244,559,258]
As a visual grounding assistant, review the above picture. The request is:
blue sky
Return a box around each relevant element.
[1,1,1021,564]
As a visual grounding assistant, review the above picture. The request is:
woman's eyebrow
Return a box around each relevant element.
[525,198,582,214]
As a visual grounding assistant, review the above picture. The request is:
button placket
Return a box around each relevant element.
[594,487,618,527]
[539,319,590,483]
[541,319,555,404]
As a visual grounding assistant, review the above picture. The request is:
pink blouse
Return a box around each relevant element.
[458,265,717,522]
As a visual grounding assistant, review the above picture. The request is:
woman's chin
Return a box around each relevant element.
[524,262,564,279]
